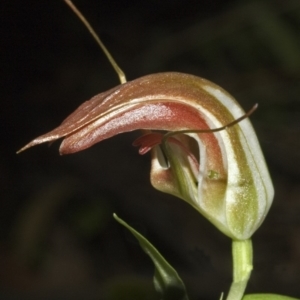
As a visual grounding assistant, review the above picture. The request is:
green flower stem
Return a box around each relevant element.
[226,239,253,300]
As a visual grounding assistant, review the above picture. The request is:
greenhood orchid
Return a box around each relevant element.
[19,72,274,240]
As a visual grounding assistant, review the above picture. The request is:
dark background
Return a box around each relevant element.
[1,0,300,299]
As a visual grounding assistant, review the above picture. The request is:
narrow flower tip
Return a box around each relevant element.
[16,145,29,154]
[17,134,61,154]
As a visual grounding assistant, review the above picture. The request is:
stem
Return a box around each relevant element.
[64,0,127,84]
[226,239,253,300]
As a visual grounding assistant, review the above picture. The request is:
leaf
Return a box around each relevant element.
[243,294,300,300]
[113,213,189,300]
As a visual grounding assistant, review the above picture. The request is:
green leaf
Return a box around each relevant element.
[113,213,189,300]
[243,294,300,300]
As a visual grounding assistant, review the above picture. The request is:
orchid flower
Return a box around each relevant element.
[19,72,274,240]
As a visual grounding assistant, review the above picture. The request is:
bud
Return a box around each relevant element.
[18,72,274,240]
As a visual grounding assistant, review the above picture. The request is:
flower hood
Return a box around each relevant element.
[19,72,274,240]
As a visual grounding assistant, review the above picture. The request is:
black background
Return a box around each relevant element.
[1,0,300,299]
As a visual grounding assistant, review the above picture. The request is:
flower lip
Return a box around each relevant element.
[133,132,200,179]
